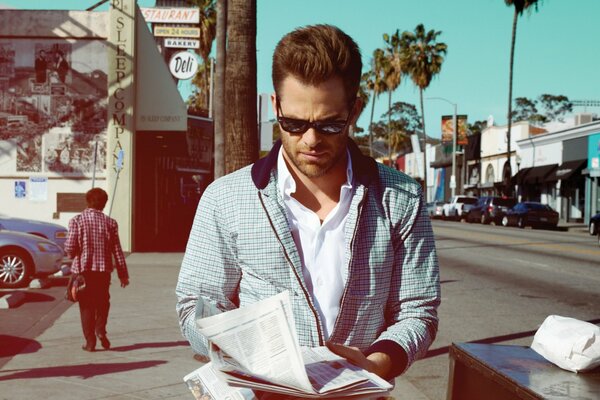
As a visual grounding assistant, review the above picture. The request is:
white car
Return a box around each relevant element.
[442,196,478,221]
[0,229,64,288]
[0,215,68,250]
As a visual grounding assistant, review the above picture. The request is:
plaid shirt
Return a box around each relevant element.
[176,140,440,375]
[65,208,128,279]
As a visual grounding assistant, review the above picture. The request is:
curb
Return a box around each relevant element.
[0,291,25,309]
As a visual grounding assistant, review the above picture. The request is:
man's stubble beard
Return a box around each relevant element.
[282,135,347,179]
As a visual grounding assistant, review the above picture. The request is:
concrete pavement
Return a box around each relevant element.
[0,253,432,400]
[0,253,199,400]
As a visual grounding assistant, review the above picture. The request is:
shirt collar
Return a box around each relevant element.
[277,147,353,199]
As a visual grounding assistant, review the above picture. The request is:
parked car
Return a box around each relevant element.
[0,215,68,250]
[442,196,478,220]
[589,212,600,235]
[466,196,517,225]
[501,202,559,229]
[0,229,64,288]
[426,201,445,219]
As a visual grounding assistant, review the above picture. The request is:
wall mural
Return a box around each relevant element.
[0,39,107,176]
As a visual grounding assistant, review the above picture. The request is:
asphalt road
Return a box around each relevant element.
[398,220,600,400]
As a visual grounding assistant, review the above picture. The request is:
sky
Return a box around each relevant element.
[3,0,600,138]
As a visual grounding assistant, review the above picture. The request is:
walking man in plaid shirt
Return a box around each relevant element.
[177,24,440,381]
[66,188,129,352]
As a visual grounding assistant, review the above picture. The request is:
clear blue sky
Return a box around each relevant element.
[3,0,599,138]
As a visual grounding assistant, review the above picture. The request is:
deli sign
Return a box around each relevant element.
[165,38,200,49]
[169,51,198,80]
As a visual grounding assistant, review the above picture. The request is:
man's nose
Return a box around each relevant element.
[302,127,322,148]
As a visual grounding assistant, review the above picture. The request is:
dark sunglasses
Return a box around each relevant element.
[276,98,353,135]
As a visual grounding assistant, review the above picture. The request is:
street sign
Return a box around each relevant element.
[164,38,200,49]
[154,26,200,38]
[169,51,198,80]
[116,149,124,171]
[450,175,456,189]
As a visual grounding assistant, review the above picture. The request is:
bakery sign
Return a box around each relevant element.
[164,38,200,49]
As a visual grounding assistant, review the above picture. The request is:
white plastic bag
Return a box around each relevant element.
[531,315,600,372]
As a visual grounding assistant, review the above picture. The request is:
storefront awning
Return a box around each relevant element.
[512,167,533,185]
[522,164,558,184]
[544,159,586,182]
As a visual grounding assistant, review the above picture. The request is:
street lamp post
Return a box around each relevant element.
[428,97,458,197]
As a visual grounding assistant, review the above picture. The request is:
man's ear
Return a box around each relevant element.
[350,97,364,125]
[271,93,277,116]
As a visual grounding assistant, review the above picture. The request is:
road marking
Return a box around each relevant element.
[434,226,600,257]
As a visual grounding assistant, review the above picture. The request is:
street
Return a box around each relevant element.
[396,220,600,399]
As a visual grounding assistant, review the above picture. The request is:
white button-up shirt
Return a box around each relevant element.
[277,148,354,339]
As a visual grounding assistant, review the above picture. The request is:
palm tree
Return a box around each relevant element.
[504,0,542,195]
[187,0,216,114]
[362,49,388,157]
[382,30,404,166]
[401,24,447,197]
[224,0,258,173]
[213,0,226,178]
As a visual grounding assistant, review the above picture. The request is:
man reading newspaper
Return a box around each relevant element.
[176,24,440,389]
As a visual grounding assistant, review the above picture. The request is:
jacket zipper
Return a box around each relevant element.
[258,191,325,346]
[329,187,368,343]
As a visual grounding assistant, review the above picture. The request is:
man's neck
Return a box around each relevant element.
[285,153,348,221]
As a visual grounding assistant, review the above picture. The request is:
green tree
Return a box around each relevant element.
[382,30,405,163]
[504,0,542,194]
[467,120,488,136]
[401,24,447,192]
[538,94,572,122]
[511,96,545,124]
[379,101,423,157]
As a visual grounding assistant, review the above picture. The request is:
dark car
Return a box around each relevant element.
[589,212,600,235]
[466,196,517,224]
[501,202,559,229]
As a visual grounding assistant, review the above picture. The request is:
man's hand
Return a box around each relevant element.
[326,342,392,380]
[119,277,129,288]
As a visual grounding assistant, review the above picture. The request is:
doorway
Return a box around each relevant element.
[134,131,211,252]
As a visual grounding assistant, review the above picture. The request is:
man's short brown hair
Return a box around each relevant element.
[86,188,108,210]
[272,24,362,107]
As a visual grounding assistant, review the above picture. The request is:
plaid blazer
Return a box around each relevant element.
[176,140,440,375]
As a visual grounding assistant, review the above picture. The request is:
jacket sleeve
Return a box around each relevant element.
[367,187,440,377]
[110,219,128,280]
[64,217,80,259]
[176,182,241,356]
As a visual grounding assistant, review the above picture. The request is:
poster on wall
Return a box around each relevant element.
[0,39,108,177]
[14,180,26,198]
[29,176,47,201]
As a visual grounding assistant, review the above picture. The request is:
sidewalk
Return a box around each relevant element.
[0,253,198,400]
[0,253,429,400]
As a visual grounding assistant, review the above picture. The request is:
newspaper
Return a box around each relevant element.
[184,291,392,398]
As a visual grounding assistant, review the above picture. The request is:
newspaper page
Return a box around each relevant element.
[195,291,313,392]
[183,362,257,400]
[193,291,392,397]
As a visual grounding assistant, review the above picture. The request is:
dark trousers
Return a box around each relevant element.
[78,271,111,346]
